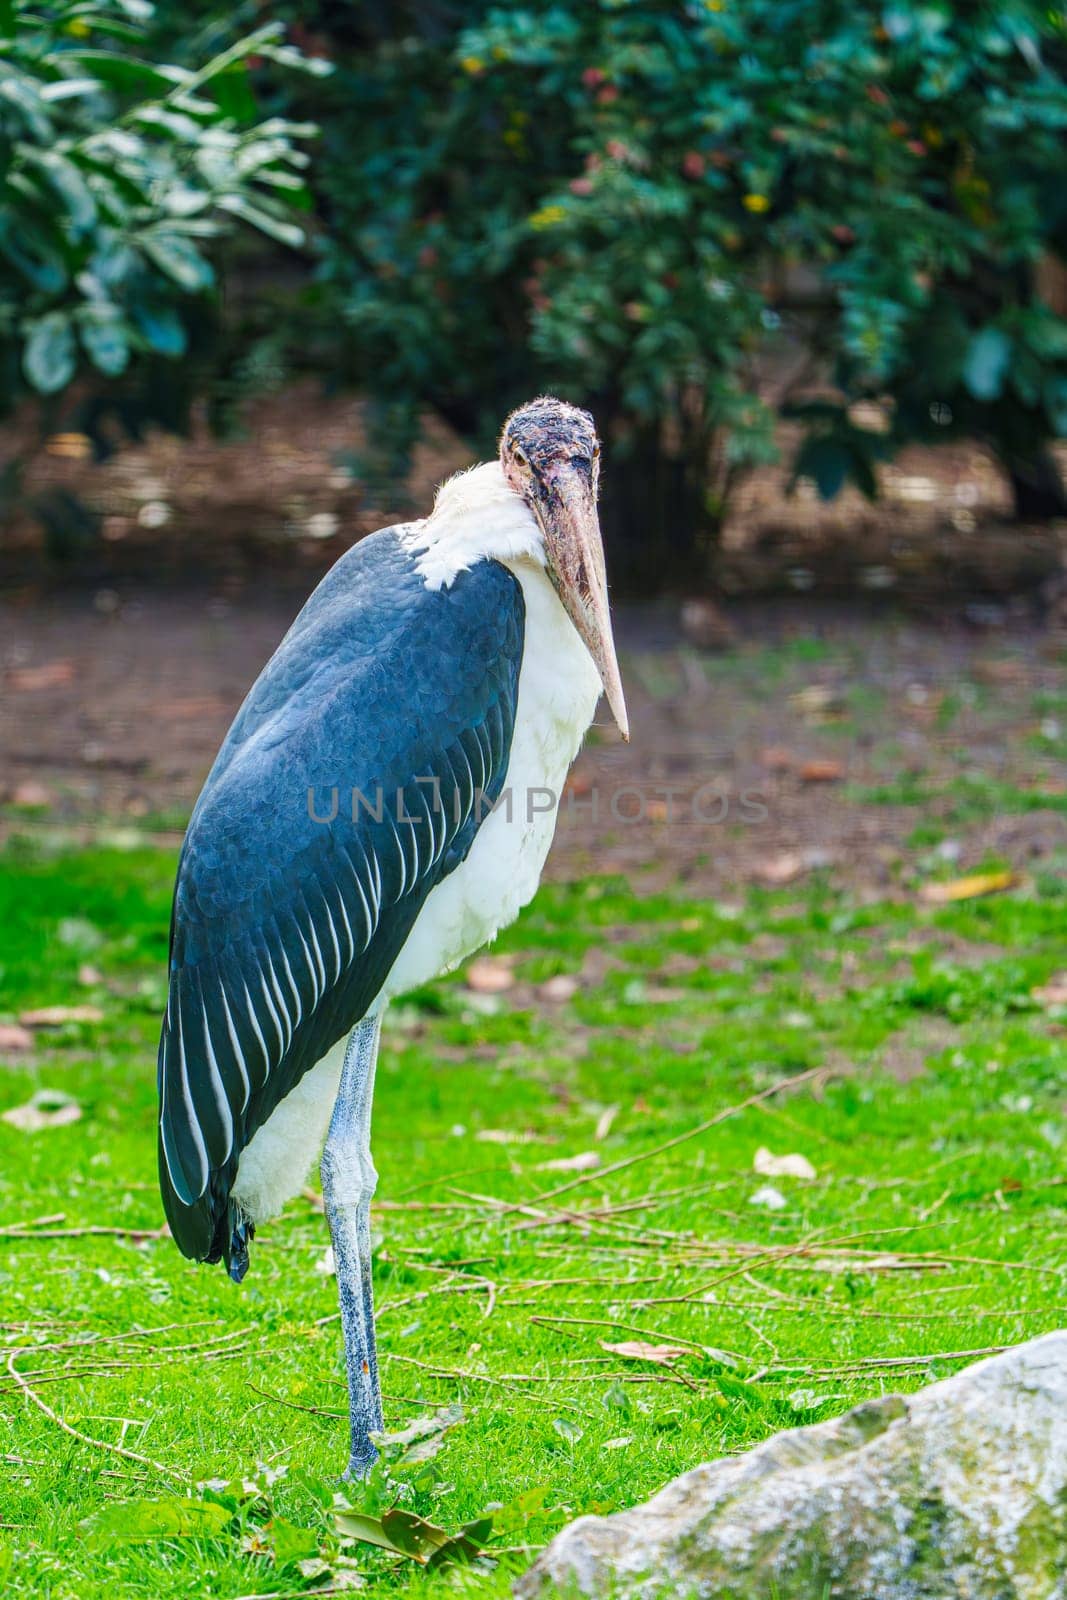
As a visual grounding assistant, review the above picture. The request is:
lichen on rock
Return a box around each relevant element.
[516,1332,1067,1600]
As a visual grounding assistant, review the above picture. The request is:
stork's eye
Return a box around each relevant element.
[513,446,530,468]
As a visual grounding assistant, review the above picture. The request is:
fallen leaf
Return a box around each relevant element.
[537,1150,600,1173]
[594,1104,620,1140]
[298,1561,363,1589]
[375,1404,464,1458]
[552,1416,584,1443]
[314,1246,336,1277]
[3,1091,82,1132]
[799,759,844,783]
[19,1005,104,1027]
[756,852,805,885]
[600,1340,689,1364]
[58,917,104,951]
[788,1388,832,1412]
[491,1485,554,1541]
[335,1507,490,1569]
[754,1146,817,1180]
[475,1127,537,1145]
[789,684,845,721]
[8,782,53,809]
[7,659,75,691]
[0,1023,34,1052]
[81,1498,231,1548]
[78,965,104,987]
[564,770,594,798]
[749,1185,787,1210]
[919,871,1015,904]
[972,658,1028,685]
[1032,976,1067,1008]
[297,1558,333,1582]
[759,746,795,772]
[464,956,515,994]
[538,974,579,1002]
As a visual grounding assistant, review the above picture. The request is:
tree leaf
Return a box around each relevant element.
[334,1510,410,1557]
[0,217,67,292]
[918,871,1016,904]
[3,1090,81,1132]
[374,1403,464,1466]
[334,1506,490,1568]
[753,1146,817,1180]
[80,1498,232,1549]
[79,305,130,376]
[23,313,77,394]
[129,299,187,357]
[141,232,215,292]
[600,1340,689,1364]
[67,50,180,96]
[962,327,1012,401]
[268,1516,320,1569]
[19,1005,104,1026]
[23,149,97,234]
[214,193,306,247]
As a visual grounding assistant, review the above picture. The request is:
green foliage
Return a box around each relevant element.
[277,0,1067,564]
[0,833,1063,1598]
[7,1,1067,573]
[0,0,321,415]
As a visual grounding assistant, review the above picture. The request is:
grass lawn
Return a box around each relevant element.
[0,838,1064,1598]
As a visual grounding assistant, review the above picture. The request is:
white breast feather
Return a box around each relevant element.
[232,466,603,1224]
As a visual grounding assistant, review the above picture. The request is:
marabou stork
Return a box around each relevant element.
[157,397,628,1476]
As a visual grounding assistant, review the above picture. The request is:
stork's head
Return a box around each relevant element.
[500,397,628,740]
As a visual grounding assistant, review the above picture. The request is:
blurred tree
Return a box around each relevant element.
[744,1,1067,522]
[0,0,323,451]
[18,2,1065,581]
[279,1,1067,584]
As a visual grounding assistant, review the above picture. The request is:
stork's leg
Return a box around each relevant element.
[321,1012,383,1479]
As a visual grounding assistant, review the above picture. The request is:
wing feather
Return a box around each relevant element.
[158,534,525,1268]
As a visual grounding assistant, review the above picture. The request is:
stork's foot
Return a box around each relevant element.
[342,1439,379,1482]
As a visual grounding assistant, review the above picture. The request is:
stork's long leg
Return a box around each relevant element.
[321,1012,383,1478]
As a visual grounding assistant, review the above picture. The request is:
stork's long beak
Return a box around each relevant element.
[538,464,629,741]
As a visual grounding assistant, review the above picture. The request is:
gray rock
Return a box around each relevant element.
[517,1332,1067,1600]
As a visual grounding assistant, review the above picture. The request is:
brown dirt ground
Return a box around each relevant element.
[2,384,1065,893]
[2,587,1064,897]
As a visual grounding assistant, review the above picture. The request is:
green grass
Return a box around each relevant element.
[1,842,1065,1598]
[847,771,1067,821]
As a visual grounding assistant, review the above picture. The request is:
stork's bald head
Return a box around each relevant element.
[500,396,599,485]
[499,396,627,740]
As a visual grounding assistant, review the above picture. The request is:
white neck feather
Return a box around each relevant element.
[401,461,544,590]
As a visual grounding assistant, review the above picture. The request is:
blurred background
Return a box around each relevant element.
[2,0,1065,886]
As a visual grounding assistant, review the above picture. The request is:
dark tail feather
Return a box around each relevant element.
[225,1201,255,1284]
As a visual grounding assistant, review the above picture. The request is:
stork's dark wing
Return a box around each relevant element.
[158,529,524,1270]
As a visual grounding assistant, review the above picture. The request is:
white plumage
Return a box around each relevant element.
[232,462,602,1226]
